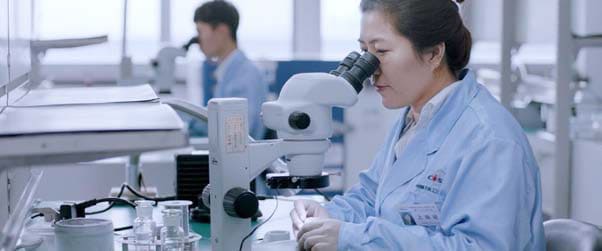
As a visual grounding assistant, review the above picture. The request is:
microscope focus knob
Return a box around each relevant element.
[288,112,311,130]
[223,187,258,218]
[200,184,211,208]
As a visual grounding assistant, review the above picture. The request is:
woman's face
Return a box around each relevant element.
[359,10,435,109]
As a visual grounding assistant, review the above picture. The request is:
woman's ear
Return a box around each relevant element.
[422,43,446,71]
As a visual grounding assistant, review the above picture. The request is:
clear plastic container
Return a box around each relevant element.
[159,200,192,236]
[134,200,156,251]
[115,202,201,251]
[20,220,54,251]
[115,232,201,251]
[160,209,185,251]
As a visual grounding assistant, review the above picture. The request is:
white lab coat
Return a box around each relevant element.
[324,69,545,250]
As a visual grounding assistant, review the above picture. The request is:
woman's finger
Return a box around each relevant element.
[294,200,308,222]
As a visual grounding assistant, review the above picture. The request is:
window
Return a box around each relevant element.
[321,0,362,60]
[34,0,159,64]
[171,0,293,60]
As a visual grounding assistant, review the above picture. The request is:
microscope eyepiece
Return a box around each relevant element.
[330,51,361,76]
[340,52,380,93]
[182,36,199,51]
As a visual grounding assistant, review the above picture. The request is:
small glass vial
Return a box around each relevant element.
[133,200,156,251]
[161,209,185,251]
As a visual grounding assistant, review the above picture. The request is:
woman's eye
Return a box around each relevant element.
[360,48,367,52]
[376,49,388,55]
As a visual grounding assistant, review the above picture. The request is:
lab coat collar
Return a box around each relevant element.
[214,48,242,83]
[425,69,479,154]
[377,111,429,212]
[376,69,479,211]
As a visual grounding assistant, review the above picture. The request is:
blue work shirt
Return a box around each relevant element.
[213,49,268,139]
[324,69,545,250]
[189,49,268,139]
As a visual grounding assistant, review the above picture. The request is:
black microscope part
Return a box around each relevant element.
[182,36,199,51]
[340,51,380,93]
[288,111,311,130]
[223,187,259,219]
[266,173,330,189]
[330,51,361,76]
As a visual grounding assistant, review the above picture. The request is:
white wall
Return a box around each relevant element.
[31,153,181,202]
[575,0,602,103]
[467,0,558,43]
[464,0,502,42]
[468,0,602,221]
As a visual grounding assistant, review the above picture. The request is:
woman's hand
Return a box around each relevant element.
[290,199,330,236]
[297,218,341,251]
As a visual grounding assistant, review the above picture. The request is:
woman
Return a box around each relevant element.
[290,0,545,250]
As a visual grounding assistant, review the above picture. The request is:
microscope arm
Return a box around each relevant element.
[163,98,258,142]
[163,99,307,182]
[162,98,209,122]
[247,139,330,182]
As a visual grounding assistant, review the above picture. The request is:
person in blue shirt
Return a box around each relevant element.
[291,0,546,250]
[190,0,268,139]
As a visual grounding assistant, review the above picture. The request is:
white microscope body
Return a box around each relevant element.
[152,46,187,94]
[207,52,379,250]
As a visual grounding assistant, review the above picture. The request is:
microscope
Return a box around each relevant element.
[150,37,200,94]
[204,51,379,250]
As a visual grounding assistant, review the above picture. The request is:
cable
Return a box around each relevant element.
[85,202,115,215]
[30,213,43,219]
[256,195,274,200]
[139,173,146,190]
[123,184,176,203]
[239,190,279,251]
[86,183,126,215]
[77,197,137,211]
[86,183,176,215]
[79,197,136,217]
[314,189,331,202]
[93,198,136,208]
[114,225,133,232]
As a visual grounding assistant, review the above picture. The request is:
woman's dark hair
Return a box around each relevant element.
[194,0,239,42]
[360,0,472,75]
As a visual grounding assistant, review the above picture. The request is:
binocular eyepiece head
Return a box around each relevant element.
[331,51,380,93]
